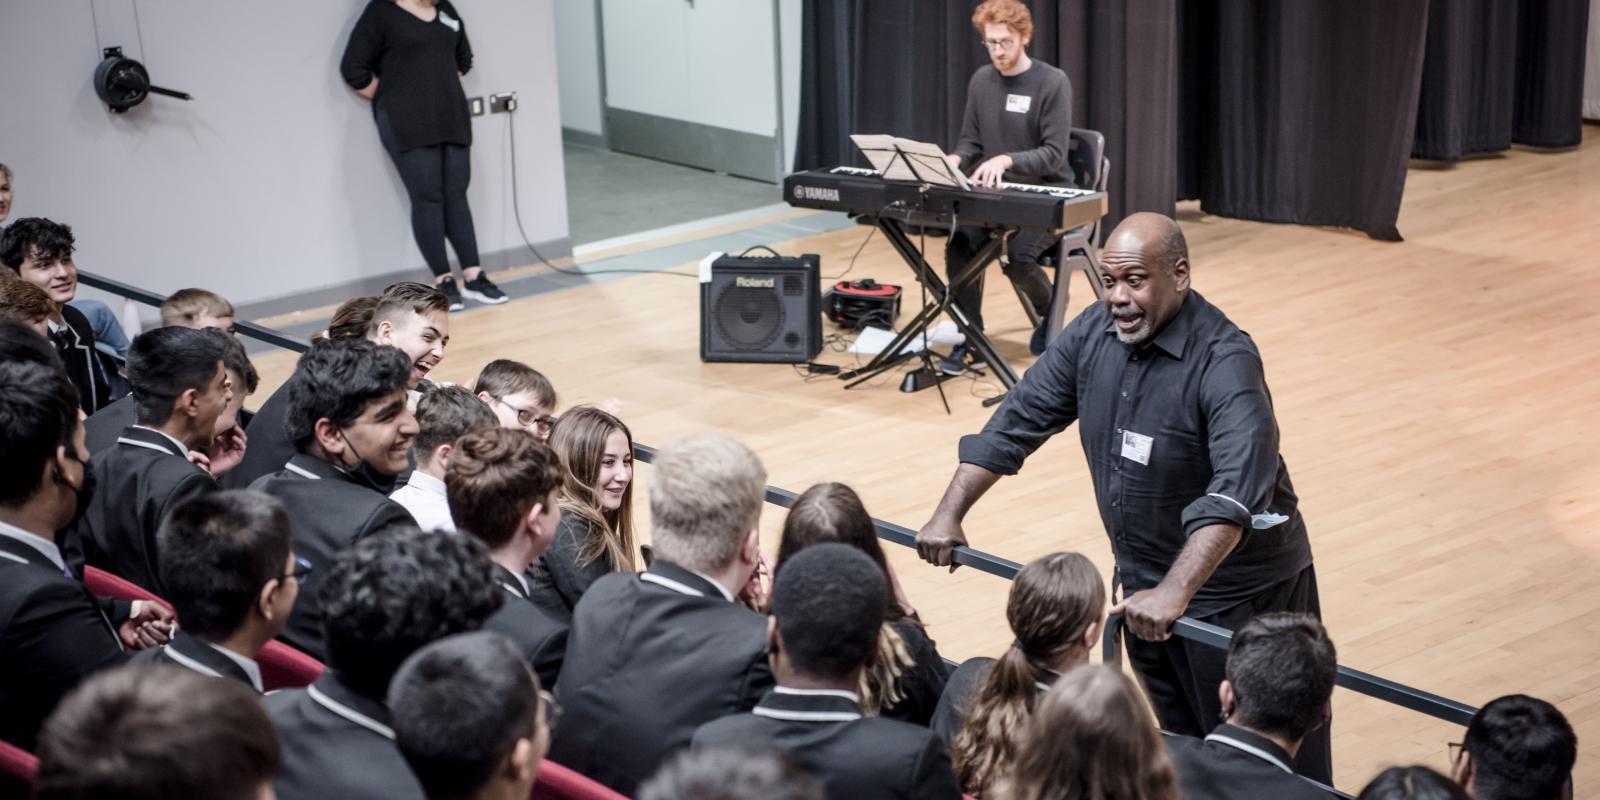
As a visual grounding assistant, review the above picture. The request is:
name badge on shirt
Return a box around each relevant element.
[1120,430,1153,466]
[1006,93,1032,114]
[438,11,461,32]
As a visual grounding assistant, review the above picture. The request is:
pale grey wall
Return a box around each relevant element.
[554,0,605,137]
[779,0,801,173]
[0,0,569,310]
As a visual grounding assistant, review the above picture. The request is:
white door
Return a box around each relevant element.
[601,0,783,182]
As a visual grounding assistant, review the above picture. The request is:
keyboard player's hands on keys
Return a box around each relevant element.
[970,154,1013,188]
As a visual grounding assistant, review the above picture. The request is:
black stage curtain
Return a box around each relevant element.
[796,0,1179,236]
[1412,0,1518,160]
[1512,0,1592,147]
[1176,1,1430,242]
[1412,0,1590,161]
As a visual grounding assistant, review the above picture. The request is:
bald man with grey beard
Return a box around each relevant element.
[917,213,1329,783]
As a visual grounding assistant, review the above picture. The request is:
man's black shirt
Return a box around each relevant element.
[959,291,1312,615]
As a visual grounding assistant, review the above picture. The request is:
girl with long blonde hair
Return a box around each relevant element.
[526,405,636,621]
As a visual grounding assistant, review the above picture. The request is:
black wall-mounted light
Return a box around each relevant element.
[93,46,193,113]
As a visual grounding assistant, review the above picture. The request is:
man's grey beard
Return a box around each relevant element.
[1115,316,1154,345]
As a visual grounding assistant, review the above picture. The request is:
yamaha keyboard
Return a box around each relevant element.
[784,166,1107,232]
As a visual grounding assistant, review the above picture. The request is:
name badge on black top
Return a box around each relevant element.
[1006,93,1032,114]
[438,11,461,32]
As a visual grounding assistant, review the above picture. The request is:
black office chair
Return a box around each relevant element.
[1010,127,1110,349]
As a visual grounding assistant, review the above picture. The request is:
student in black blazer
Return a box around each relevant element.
[264,526,503,800]
[0,218,123,414]
[86,325,257,467]
[230,283,450,489]
[445,427,568,688]
[1165,613,1339,800]
[388,632,554,800]
[693,544,962,800]
[551,434,775,796]
[527,405,638,623]
[131,490,302,692]
[70,327,233,591]
[775,482,950,726]
[0,346,171,750]
[250,340,420,661]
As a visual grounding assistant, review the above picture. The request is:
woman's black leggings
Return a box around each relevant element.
[375,108,481,278]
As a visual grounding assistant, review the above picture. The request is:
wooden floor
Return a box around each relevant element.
[250,126,1600,791]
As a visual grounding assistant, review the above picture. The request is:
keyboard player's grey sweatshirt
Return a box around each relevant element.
[951,60,1074,186]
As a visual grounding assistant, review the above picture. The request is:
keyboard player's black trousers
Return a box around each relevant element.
[944,226,1056,332]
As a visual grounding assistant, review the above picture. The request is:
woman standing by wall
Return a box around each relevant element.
[341,0,508,311]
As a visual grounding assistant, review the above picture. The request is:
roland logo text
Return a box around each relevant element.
[735,276,776,288]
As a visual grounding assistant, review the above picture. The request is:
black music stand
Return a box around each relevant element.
[838,138,1019,412]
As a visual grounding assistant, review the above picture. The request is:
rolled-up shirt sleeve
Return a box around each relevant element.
[1181,348,1281,537]
[958,322,1082,475]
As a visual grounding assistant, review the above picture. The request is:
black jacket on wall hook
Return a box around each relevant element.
[93,46,192,113]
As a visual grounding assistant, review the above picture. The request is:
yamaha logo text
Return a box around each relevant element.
[735,276,776,288]
[792,184,840,203]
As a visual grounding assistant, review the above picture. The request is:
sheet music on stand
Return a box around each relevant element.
[850,134,971,191]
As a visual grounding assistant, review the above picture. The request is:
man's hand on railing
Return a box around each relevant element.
[915,515,969,573]
[1108,586,1190,642]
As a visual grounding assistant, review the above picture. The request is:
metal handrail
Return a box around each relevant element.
[79,275,1479,736]
[1102,614,1478,727]
[77,270,312,354]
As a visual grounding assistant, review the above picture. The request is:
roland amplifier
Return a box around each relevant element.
[700,252,822,363]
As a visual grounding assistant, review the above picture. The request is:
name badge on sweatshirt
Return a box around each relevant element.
[438,11,461,32]
[1006,93,1032,114]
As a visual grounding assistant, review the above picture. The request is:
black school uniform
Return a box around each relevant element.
[70,426,217,593]
[693,688,963,800]
[265,672,424,800]
[251,454,416,661]
[1167,723,1338,800]
[131,629,262,692]
[0,524,129,750]
[484,563,568,690]
[549,559,774,796]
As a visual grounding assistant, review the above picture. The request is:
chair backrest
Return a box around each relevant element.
[259,640,325,692]
[530,760,629,800]
[0,738,38,791]
[81,565,175,616]
[1067,128,1107,192]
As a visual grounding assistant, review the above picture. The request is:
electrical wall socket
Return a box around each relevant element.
[468,96,485,116]
[489,92,517,113]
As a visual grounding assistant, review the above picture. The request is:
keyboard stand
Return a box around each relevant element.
[839,214,1019,404]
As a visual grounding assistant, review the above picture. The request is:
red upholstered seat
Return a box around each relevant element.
[259,640,325,691]
[81,565,174,614]
[0,738,38,792]
[530,760,628,800]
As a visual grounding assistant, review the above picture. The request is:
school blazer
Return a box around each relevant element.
[693,689,963,800]
[71,426,217,594]
[265,673,424,800]
[130,629,260,691]
[251,454,416,661]
[484,563,568,691]
[1167,724,1338,800]
[0,536,129,750]
[549,559,774,795]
